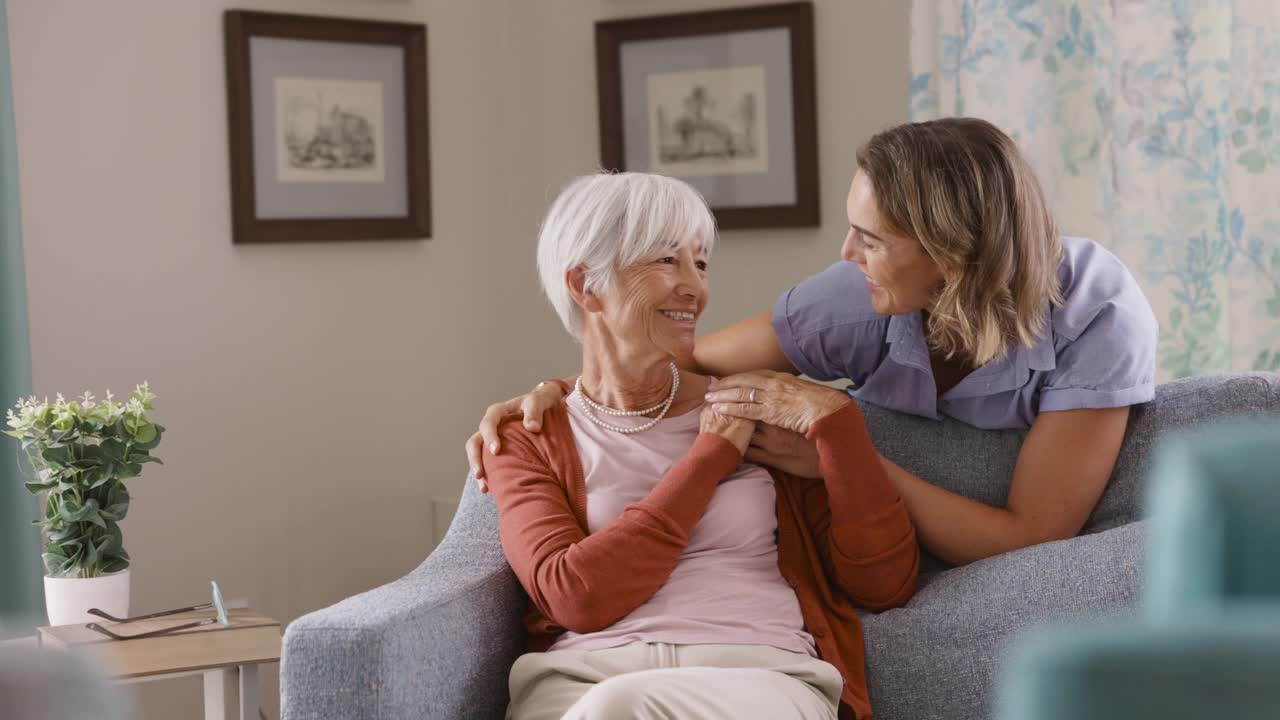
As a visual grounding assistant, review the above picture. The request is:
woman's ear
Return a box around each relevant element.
[566,267,604,313]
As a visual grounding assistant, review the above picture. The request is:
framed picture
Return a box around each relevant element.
[224,11,430,244]
[596,2,818,230]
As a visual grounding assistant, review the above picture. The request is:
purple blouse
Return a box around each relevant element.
[771,236,1158,430]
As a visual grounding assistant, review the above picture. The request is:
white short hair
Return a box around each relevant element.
[537,172,717,340]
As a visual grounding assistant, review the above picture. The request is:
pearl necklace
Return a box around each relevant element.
[575,363,680,434]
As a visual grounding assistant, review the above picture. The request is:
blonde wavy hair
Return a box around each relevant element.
[856,118,1064,366]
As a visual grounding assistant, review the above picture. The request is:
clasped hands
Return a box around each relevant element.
[704,370,849,479]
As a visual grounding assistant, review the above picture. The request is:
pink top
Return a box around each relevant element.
[549,389,815,656]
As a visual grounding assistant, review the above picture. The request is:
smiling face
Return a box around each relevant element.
[841,171,946,316]
[594,236,710,362]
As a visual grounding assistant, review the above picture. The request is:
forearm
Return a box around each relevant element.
[496,433,742,631]
[810,404,918,607]
[694,311,796,376]
[877,455,1035,566]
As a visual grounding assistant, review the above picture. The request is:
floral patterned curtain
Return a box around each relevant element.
[911,0,1280,379]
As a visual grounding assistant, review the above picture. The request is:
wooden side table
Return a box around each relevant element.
[38,607,281,720]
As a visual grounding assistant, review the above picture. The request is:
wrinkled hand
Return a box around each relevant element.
[699,404,756,456]
[465,380,568,491]
[704,371,849,435]
[745,423,821,479]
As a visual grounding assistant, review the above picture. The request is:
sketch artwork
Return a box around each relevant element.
[274,77,385,183]
[647,65,769,177]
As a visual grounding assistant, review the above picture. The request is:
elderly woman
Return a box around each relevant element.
[484,172,917,720]
[472,118,1157,568]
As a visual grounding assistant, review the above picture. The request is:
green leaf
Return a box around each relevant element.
[104,525,124,554]
[1020,43,1036,62]
[83,536,104,569]
[115,463,142,479]
[24,479,56,494]
[100,555,130,574]
[1268,296,1280,317]
[1232,129,1249,147]
[48,524,87,543]
[132,422,157,445]
[107,482,130,510]
[40,445,72,468]
[1258,106,1272,126]
[1168,306,1183,330]
[133,424,163,452]
[42,552,71,577]
[46,542,84,576]
[100,437,128,462]
[58,498,106,528]
[1238,149,1267,173]
[1043,54,1059,74]
[1237,107,1254,124]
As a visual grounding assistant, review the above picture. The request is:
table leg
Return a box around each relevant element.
[240,664,259,720]
[203,667,238,720]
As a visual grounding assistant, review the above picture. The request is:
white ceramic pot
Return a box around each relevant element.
[44,569,131,626]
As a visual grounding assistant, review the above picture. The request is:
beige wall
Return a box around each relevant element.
[8,0,907,717]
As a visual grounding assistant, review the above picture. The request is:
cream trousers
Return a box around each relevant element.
[505,642,843,720]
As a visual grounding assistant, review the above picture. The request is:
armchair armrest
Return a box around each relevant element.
[281,480,525,720]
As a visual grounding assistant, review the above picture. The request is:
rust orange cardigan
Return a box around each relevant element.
[483,399,919,720]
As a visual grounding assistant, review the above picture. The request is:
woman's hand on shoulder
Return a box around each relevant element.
[698,404,756,456]
[704,370,849,435]
[465,379,569,490]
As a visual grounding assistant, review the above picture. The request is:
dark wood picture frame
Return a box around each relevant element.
[224,10,430,244]
[596,2,819,230]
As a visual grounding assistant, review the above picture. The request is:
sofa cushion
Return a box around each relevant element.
[859,521,1145,720]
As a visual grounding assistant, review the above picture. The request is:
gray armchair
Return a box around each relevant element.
[281,373,1280,720]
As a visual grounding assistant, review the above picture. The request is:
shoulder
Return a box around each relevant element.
[771,262,891,382]
[493,403,574,462]
[775,261,889,336]
[1051,236,1157,346]
[1036,239,1157,409]
[773,260,896,348]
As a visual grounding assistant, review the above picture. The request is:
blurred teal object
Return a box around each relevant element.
[999,612,1280,720]
[1143,421,1280,619]
[997,419,1280,720]
[0,0,43,640]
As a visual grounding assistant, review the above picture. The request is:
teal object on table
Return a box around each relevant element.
[211,580,228,626]
[997,419,1280,720]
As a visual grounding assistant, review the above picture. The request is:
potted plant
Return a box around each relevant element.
[4,383,164,626]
